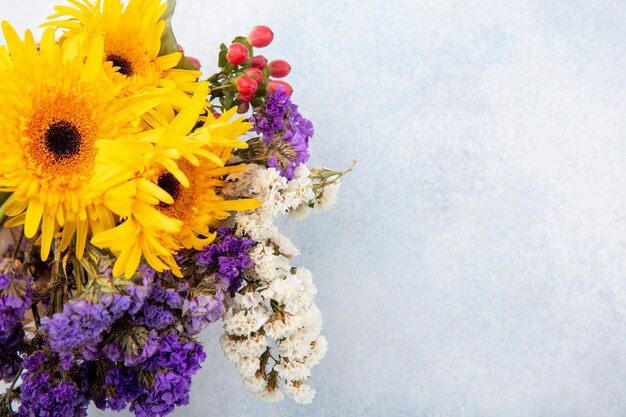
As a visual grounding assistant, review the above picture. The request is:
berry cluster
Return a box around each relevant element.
[206,26,294,113]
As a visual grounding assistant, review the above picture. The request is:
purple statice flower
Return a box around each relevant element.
[182,290,225,335]
[197,227,254,292]
[251,87,314,179]
[131,333,205,416]
[103,328,160,367]
[103,332,206,417]
[131,372,191,417]
[104,366,141,411]
[266,129,309,179]
[251,88,291,140]
[41,300,113,366]
[144,332,206,375]
[0,269,32,340]
[0,327,25,381]
[131,302,177,330]
[19,351,87,417]
[0,267,31,381]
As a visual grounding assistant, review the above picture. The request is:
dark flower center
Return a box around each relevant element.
[107,54,133,76]
[157,173,181,206]
[45,121,82,159]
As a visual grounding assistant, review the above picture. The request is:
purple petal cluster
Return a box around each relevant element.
[251,87,314,179]
[41,301,113,367]
[197,227,255,292]
[182,291,224,335]
[104,332,206,417]
[0,268,32,381]
[18,352,88,417]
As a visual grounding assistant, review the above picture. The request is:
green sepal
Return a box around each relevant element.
[159,0,197,70]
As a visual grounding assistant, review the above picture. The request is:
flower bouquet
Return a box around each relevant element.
[0,1,351,415]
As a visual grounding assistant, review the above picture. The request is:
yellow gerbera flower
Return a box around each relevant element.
[90,85,260,278]
[44,0,201,109]
[0,22,158,261]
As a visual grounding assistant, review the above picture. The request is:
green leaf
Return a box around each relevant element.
[159,0,197,70]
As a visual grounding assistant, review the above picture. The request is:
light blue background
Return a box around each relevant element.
[5,1,626,416]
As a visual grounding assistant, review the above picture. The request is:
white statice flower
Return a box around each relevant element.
[314,181,341,212]
[284,382,316,404]
[269,231,300,258]
[267,275,303,309]
[220,333,242,363]
[284,165,315,207]
[274,360,312,382]
[232,333,268,358]
[303,335,328,369]
[256,387,285,402]
[233,211,275,241]
[243,375,268,393]
[234,291,263,310]
[278,305,323,360]
[250,168,290,216]
[264,314,302,340]
[249,244,291,283]
[289,203,313,220]
[224,307,270,337]
[267,273,314,315]
[237,357,261,379]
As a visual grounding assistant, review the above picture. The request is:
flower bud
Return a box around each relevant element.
[250,55,268,69]
[237,76,258,96]
[267,80,293,95]
[236,93,254,103]
[243,67,264,83]
[226,43,249,65]
[248,26,274,48]
[268,59,291,78]
[237,102,250,114]
[187,56,201,70]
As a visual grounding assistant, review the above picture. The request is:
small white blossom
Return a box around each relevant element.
[290,203,313,220]
[264,314,302,340]
[243,375,268,393]
[219,333,242,363]
[303,335,328,368]
[237,357,261,378]
[314,181,341,212]
[255,387,285,402]
[269,232,300,258]
[249,244,290,283]
[284,382,316,404]
[233,334,268,358]
[274,360,311,382]
[234,291,263,310]
[224,307,270,336]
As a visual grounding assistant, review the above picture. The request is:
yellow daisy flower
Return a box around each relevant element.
[90,85,260,278]
[0,22,158,261]
[44,0,201,109]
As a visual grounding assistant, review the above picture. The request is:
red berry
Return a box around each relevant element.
[247,26,274,48]
[187,56,201,70]
[268,59,291,78]
[236,93,254,103]
[267,80,293,95]
[250,55,268,69]
[237,102,250,113]
[226,43,249,65]
[243,67,264,83]
[212,112,221,119]
[237,76,258,96]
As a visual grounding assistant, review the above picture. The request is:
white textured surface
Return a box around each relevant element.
[4,1,626,416]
